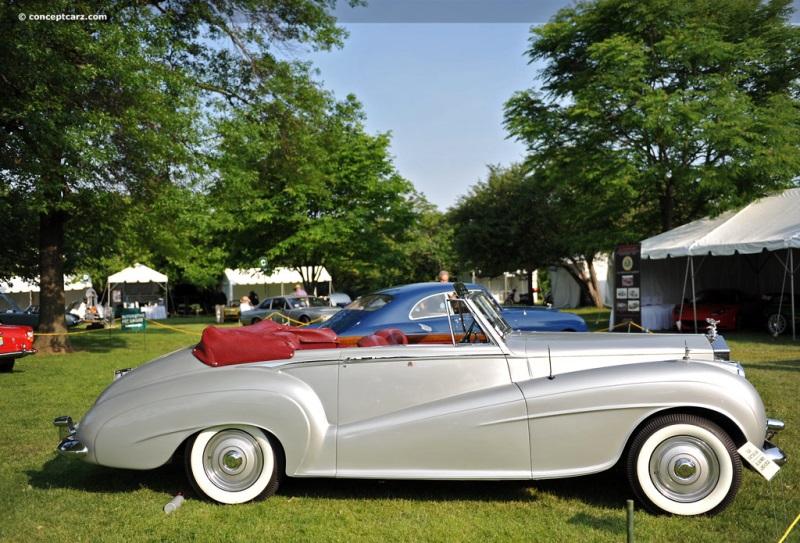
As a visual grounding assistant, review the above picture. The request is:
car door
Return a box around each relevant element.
[336,343,531,479]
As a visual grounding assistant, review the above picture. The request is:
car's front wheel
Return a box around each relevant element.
[0,358,14,373]
[626,414,741,516]
[767,313,787,335]
[185,425,283,504]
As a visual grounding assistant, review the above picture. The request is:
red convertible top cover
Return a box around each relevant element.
[193,319,340,367]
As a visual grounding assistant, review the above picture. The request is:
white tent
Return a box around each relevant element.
[106,263,169,318]
[0,275,92,308]
[222,267,332,303]
[640,188,799,337]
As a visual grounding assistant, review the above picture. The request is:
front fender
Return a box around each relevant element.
[519,361,766,478]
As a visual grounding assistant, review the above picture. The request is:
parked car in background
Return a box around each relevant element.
[672,289,760,331]
[54,283,785,515]
[317,282,588,344]
[761,292,800,336]
[241,295,341,326]
[0,293,82,330]
[0,324,36,372]
[326,292,352,308]
[223,301,241,323]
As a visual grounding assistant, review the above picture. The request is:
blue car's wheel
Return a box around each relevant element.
[185,425,283,504]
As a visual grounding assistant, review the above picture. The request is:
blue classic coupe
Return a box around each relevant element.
[317,282,587,344]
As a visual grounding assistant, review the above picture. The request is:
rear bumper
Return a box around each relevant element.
[0,348,36,360]
[53,416,88,459]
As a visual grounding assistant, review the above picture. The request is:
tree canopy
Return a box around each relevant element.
[505,0,800,240]
[0,0,395,352]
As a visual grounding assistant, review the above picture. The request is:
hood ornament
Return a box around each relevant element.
[705,318,719,342]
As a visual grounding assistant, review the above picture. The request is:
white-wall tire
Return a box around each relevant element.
[626,414,741,516]
[185,425,282,504]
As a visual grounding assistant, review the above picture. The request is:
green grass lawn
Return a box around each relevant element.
[1,315,798,543]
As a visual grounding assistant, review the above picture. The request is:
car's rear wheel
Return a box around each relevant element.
[767,313,787,335]
[299,315,311,324]
[626,414,741,516]
[250,318,261,325]
[185,425,283,504]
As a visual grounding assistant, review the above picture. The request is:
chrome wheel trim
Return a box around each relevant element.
[189,425,275,504]
[635,423,734,515]
[649,435,719,503]
[203,429,264,492]
[767,314,787,335]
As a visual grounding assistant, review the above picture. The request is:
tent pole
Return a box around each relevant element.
[791,248,796,341]
[690,256,698,334]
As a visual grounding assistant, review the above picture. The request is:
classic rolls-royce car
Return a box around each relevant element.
[54,283,785,516]
[0,323,35,372]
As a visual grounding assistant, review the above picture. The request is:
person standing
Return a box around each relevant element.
[293,284,307,296]
[213,285,227,324]
[437,270,450,283]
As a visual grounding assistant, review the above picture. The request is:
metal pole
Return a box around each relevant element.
[690,256,698,334]
[791,248,796,341]
[627,500,634,543]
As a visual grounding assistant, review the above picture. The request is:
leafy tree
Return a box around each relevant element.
[449,163,578,303]
[211,87,419,296]
[0,0,355,352]
[505,0,800,241]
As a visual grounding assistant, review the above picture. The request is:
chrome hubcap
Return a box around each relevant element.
[203,429,263,492]
[650,436,719,502]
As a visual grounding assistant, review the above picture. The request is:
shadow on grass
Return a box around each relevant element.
[31,455,630,517]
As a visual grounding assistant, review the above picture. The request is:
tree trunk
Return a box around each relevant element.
[34,209,72,354]
[584,254,604,308]
[561,256,604,308]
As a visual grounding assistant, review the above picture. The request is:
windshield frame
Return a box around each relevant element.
[445,283,513,346]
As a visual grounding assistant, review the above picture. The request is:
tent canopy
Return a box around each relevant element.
[222,267,332,301]
[642,188,800,259]
[224,267,330,286]
[639,188,798,338]
[107,263,168,285]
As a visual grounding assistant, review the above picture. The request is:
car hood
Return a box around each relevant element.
[505,331,738,376]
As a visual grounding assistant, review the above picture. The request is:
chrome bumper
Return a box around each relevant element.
[53,416,88,459]
[764,441,787,467]
[765,418,787,467]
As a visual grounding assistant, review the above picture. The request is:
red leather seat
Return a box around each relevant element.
[375,328,408,345]
[356,334,390,347]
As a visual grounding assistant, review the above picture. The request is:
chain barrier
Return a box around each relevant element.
[594,321,652,333]
[33,311,328,338]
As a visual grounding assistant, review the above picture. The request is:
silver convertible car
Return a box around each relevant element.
[54,283,785,516]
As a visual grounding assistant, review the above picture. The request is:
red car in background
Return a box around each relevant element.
[0,324,36,372]
[673,289,760,332]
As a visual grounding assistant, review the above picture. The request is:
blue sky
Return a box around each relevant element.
[306,23,536,211]
[302,1,800,211]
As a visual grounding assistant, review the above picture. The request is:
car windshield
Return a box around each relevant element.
[0,294,22,313]
[465,289,513,336]
[694,290,742,304]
